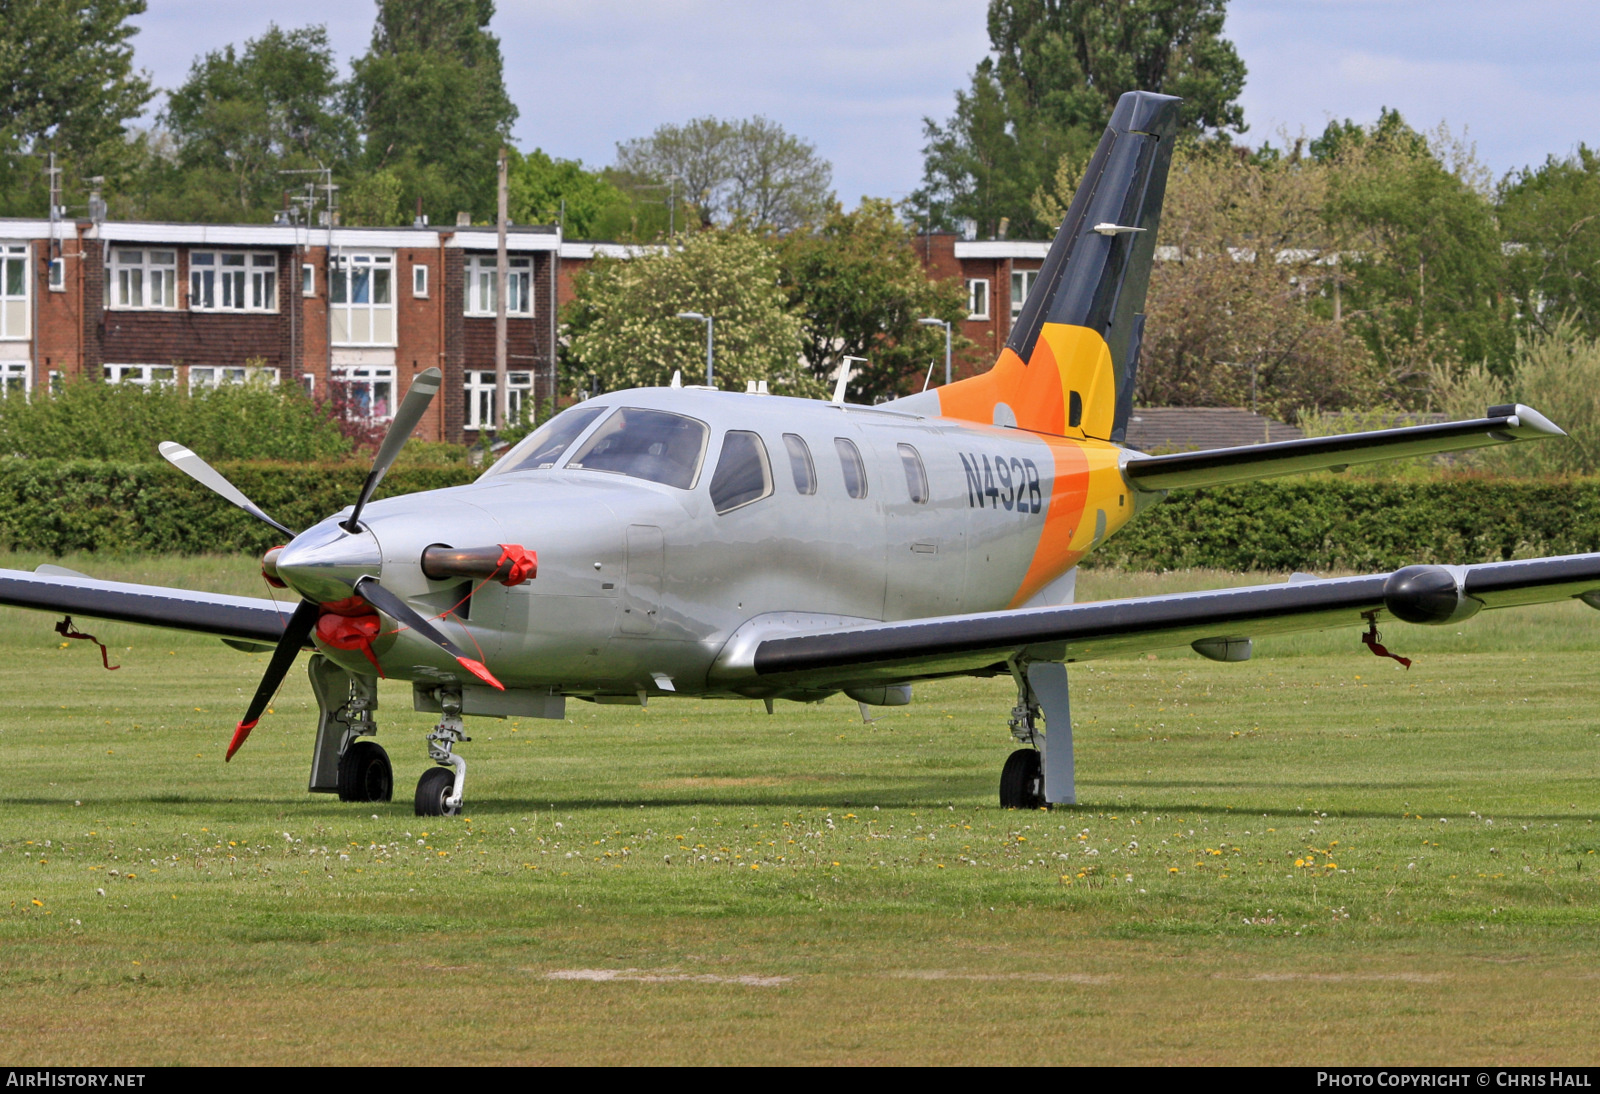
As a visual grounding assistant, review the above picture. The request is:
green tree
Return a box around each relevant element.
[614,116,833,231]
[1318,111,1512,388]
[778,198,969,402]
[348,0,516,222]
[917,0,1245,240]
[564,230,814,396]
[157,24,354,221]
[0,0,153,158]
[506,149,666,238]
[1499,147,1600,340]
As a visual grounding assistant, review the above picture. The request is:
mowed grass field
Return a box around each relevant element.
[1,553,1599,1065]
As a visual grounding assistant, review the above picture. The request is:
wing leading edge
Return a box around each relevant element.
[0,569,291,645]
[750,553,1600,689]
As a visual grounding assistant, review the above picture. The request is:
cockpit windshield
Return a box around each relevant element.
[565,407,709,490]
[480,404,606,479]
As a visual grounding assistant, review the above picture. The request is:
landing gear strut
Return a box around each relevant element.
[307,654,391,802]
[415,687,468,817]
[999,660,1074,809]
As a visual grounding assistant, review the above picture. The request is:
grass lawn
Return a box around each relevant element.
[0,554,1597,1065]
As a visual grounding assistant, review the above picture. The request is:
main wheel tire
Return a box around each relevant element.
[337,740,393,803]
[414,766,460,817]
[999,748,1045,810]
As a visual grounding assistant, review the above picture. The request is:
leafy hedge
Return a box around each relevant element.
[0,461,477,556]
[1091,478,1600,572]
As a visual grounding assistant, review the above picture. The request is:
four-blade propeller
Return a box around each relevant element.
[160,367,504,760]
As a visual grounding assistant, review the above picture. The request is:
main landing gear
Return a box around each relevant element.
[308,654,392,802]
[999,661,1075,810]
[414,687,468,817]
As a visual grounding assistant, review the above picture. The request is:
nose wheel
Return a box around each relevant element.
[415,766,460,816]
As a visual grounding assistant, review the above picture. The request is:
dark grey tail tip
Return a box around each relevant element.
[1110,91,1183,139]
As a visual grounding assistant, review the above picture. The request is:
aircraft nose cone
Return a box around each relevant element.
[276,519,382,604]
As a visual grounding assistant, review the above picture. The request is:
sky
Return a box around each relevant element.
[126,0,1600,206]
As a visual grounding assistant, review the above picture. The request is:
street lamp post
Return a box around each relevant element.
[918,317,952,387]
[675,312,714,386]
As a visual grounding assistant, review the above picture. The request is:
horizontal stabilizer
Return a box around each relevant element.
[1123,405,1563,491]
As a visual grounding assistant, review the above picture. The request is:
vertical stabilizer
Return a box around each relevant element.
[896,91,1180,443]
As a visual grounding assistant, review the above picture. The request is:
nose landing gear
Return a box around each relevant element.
[415,687,468,817]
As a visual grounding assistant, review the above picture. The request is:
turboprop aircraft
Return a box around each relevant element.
[3,90,1596,817]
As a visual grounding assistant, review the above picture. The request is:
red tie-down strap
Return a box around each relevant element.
[316,609,385,677]
[1361,614,1412,670]
[496,544,537,585]
[55,616,119,670]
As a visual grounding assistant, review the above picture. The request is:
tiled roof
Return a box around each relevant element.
[1123,407,1304,453]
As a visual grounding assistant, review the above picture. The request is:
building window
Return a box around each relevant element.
[190,251,278,311]
[329,253,394,345]
[104,364,178,389]
[1,243,27,339]
[48,256,64,292]
[188,365,279,390]
[412,264,429,298]
[108,249,178,310]
[48,369,63,395]
[301,264,315,296]
[463,369,533,430]
[0,362,28,398]
[1010,268,1038,330]
[966,278,990,320]
[330,364,396,420]
[464,255,532,316]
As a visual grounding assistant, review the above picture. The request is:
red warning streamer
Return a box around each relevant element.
[1361,615,1412,670]
[55,616,119,670]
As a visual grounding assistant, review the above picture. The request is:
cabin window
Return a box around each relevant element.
[710,430,773,514]
[834,437,867,499]
[783,433,816,495]
[567,407,709,490]
[898,443,928,504]
[484,404,606,477]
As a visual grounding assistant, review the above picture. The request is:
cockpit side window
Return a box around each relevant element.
[710,430,774,514]
[834,437,868,499]
[481,404,604,478]
[566,407,710,490]
[783,433,816,495]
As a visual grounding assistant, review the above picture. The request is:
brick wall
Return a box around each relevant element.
[33,225,87,382]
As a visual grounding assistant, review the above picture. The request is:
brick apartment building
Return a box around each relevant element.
[0,215,1049,441]
[0,216,566,443]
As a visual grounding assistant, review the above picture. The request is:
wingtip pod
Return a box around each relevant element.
[456,657,505,691]
[1505,404,1566,438]
[225,718,259,762]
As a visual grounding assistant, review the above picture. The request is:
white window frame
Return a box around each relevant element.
[1010,268,1038,330]
[464,255,532,317]
[104,364,178,389]
[107,249,178,310]
[966,277,990,320]
[412,264,429,298]
[188,365,280,391]
[1,243,29,339]
[48,255,64,292]
[189,250,278,312]
[0,361,29,398]
[301,263,315,296]
[329,253,395,346]
[463,369,533,430]
[330,364,397,421]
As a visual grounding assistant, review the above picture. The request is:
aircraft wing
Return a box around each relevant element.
[1123,404,1562,491]
[0,569,290,645]
[750,553,1600,689]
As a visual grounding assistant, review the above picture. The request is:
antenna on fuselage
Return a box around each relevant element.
[669,370,682,389]
[921,359,936,393]
[833,356,867,405]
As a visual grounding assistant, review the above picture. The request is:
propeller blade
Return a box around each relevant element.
[227,598,320,761]
[343,367,442,532]
[354,575,504,691]
[160,442,297,537]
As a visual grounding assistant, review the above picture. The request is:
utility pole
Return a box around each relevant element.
[495,147,509,437]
